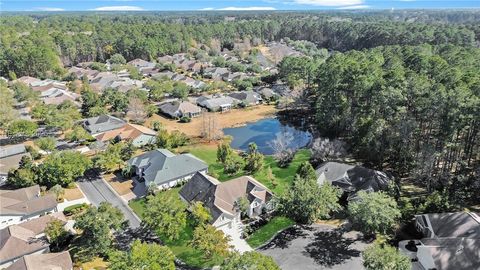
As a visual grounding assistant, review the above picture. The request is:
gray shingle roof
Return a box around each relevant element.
[83,115,126,135]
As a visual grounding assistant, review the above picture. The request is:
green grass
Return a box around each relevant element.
[128,188,224,268]
[246,216,295,248]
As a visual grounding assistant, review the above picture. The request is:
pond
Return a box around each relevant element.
[223,118,312,155]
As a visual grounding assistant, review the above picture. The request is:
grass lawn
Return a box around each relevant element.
[128,188,224,268]
[246,216,295,248]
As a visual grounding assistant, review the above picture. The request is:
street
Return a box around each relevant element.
[77,175,141,229]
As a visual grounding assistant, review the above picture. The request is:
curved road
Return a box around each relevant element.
[77,176,141,229]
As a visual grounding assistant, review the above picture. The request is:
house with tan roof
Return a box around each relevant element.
[95,123,157,147]
[0,213,67,268]
[179,172,273,229]
[0,185,58,229]
[5,251,72,270]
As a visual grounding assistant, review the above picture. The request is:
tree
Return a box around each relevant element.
[38,151,91,188]
[11,81,39,104]
[190,201,212,226]
[221,251,281,270]
[295,161,317,181]
[224,155,243,175]
[80,85,104,117]
[190,224,231,259]
[50,184,65,201]
[7,119,38,138]
[65,125,93,142]
[7,166,36,188]
[172,82,190,100]
[363,242,411,270]
[45,219,69,251]
[310,137,347,164]
[244,143,264,174]
[127,97,147,124]
[143,192,187,241]
[235,196,250,219]
[35,136,56,152]
[269,130,296,168]
[0,81,18,128]
[94,143,125,173]
[217,143,233,164]
[279,174,341,224]
[348,191,401,236]
[109,53,126,65]
[73,202,124,261]
[109,240,175,270]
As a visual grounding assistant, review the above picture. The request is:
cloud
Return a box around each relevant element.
[92,6,144,11]
[36,7,65,11]
[337,5,370,9]
[204,6,276,11]
[293,0,364,6]
[337,4,370,9]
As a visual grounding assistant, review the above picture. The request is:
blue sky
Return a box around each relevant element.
[1,0,479,12]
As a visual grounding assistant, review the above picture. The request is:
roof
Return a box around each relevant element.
[0,144,26,159]
[83,115,126,135]
[419,238,480,270]
[127,58,155,68]
[128,149,208,186]
[95,123,156,143]
[179,172,273,222]
[6,251,73,270]
[0,213,66,263]
[15,76,41,86]
[198,96,236,110]
[159,101,202,118]
[228,91,262,104]
[0,185,57,216]
[419,212,480,239]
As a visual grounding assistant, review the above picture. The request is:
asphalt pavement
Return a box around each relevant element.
[77,176,141,229]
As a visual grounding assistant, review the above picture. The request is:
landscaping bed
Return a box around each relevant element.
[247,216,295,248]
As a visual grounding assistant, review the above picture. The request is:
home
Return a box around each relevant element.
[41,90,80,107]
[83,115,126,136]
[94,123,157,147]
[0,213,67,268]
[5,251,73,270]
[0,185,58,229]
[127,58,155,70]
[154,71,175,80]
[159,101,202,119]
[157,55,174,64]
[203,67,229,80]
[228,91,262,106]
[105,78,143,93]
[222,72,249,82]
[399,211,480,270]
[67,66,99,80]
[197,96,237,112]
[15,76,41,86]
[315,162,391,200]
[179,172,273,229]
[0,144,30,185]
[127,149,208,190]
[89,72,119,91]
[254,86,278,101]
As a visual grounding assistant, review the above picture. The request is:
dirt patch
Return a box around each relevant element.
[146,105,277,138]
[64,185,84,201]
[104,173,134,196]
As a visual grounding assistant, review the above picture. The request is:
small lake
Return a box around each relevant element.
[223,118,312,155]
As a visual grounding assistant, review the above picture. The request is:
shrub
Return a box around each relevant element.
[179,116,191,123]
[63,203,88,216]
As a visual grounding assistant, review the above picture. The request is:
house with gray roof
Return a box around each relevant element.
[179,172,273,229]
[203,67,229,81]
[159,101,202,119]
[127,58,155,69]
[228,91,262,106]
[316,162,391,200]
[0,144,30,185]
[82,115,126,136]
[128,149,208,190]
[197,96,237,112]
[255,86,279,101]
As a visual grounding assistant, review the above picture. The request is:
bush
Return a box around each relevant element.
[63,203,88,216]
[179,116,191,123]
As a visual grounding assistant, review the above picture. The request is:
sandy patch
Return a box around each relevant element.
[64,185,84,201]
[104,173,134,196]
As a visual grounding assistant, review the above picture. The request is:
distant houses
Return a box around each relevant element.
[0,144,30,185]
[179,172,273,229]
[127,149,208,190]
[159,101,202,119]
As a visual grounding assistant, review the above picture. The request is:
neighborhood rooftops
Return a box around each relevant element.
[128,149,208,187]
[83,115,126,135]
[0,185,57,216]
[5,251,73,270]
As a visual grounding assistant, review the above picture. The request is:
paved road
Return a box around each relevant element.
[77,176,141,229]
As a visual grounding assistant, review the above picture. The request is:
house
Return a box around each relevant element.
[127,149,208,190]
[94,123,156,147]
[399,211,480,270]
[197,96,236,112]
[5,251,73,270]
[222,72,249,82]
[154,71,175,80]
[15,76,41,86]
[127,58,155,69]
[159,101,202,119]
[41,90,80,106]
[203,67,229,80]
[0,144,30,185]
[179,172,273,229]
[255,86,279,101]
[271,82,290,97]
[315,162,391,200]
[67,66,99,80]
[0,213,67,268]
[157,55,174,64]
[228,91,262,106]
[0,185,58,229]
[83,115,126,136]
[89,72,119,91]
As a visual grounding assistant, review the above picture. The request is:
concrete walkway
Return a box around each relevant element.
[220,221,253,253]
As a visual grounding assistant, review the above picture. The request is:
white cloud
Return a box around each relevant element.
[293,0,363,6]
[337,4,370,9]
[199,7,215,10]
[214,6,277,10]
[92,6,144,11]
[36,7,65,11]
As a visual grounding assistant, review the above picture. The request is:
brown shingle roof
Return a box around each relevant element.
[1,186,57,216]
[6,251,72,270]
[95,123,155,142]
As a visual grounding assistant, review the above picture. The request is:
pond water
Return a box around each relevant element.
[223,118,312,155]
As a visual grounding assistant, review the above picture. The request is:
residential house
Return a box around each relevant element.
[315,162,391,200]
[0,185,58,229]
[159,101,202,119]
[105,78,143,93]
[255,86,279,101]
[127,58,155,69]
[203,67,229,81]
[197,96,237,112]
[94,123,156,147]
[157,55,174,64]
[127,149,208,190]
[15,76,41,86]
[5,251,73,270]
[0,213,67,268]
[89,72,119,91]
[154,71,175,80]
[67,66,99,80]
[271,82,290,97]
[179,172,273,229]
[228,91,262,106]
[399,211,480,270]
[82,115,126,136]
[0,144,30,185]
[222,72,249,82]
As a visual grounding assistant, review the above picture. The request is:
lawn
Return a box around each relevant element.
[128,188,224,268]
[181,144,311,195]
[246,216,295,248]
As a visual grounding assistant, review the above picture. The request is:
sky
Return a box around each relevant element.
[1,0,479,12]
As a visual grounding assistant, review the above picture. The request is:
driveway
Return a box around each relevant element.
[219,220,253,253]
[77,174,141,229]
[259,224,369,270]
